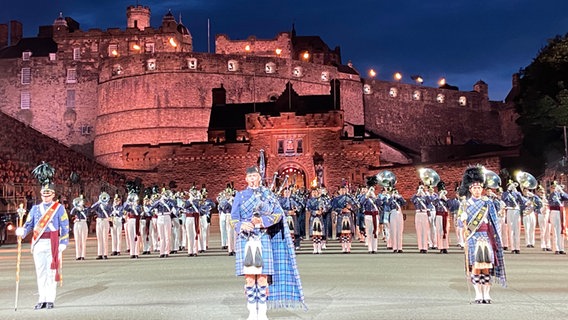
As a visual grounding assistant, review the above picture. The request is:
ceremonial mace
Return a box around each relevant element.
[14,203,25,311]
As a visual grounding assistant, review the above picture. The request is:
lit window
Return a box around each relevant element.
[389,87,398,98]
[412,90,421,101]
[437,93,445,103]
[66,90,76,109]
[108,44,118,57]
[66,68,77,83]
[277,140,284,154]
[21,68,31,84]
[321,71,329,81]
[228,60,239,71]
[292,66,303,77]
[145,43,155,53]
[459,96,467,106]
[146,59,156,71]
[363,84,372,95]
[49,53,57,61]
[187,58,197,70]
[20,92,30,109]
[73,48,81,60]
[296,139,303,153]
[22,51,32,61]
[265,62,276,74]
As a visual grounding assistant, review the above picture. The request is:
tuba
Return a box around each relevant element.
[515,171,537,190]
[376,170,397,189]
[419,168,440,187]
[99,192,110,204]
[484,169,502,189]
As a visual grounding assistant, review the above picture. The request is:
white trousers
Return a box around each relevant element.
[550,210,565,252]
[435,215,449,250]
[364,214,379,252]
[150,218,159,251]
[523,212,536,246]
[33,239,57,303]
[126,218,139,256]
[389,209,404,251]
[428,211,437,248]
[185,215,199,255]
[538,211,551,249]
[219,212,229,247]
[507,209,521,251]
[171,217,181,251]
[415,211,429,251]
[96,218,109,256]
[73,220,88,258]
[157,215,172,255]
[198,215,209,251]
[139,219,151,252]
[110,217,122,253]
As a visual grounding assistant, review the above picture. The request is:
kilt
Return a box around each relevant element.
[235,232,274,276]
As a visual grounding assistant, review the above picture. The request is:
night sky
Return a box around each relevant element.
[2,0,568,101]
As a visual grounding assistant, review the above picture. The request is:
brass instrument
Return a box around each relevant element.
[376,170,397,189]
[483,169,502,189]
[515,171,537,190]
[419,168,440,187]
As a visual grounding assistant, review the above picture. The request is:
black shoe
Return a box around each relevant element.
[46,302,54,309]
[387,247,393,250]
[81,257,85,260]
[96,256,103,260]
[398,250,403,253]
[111,251,117,256]
[515,250,520,254]
[130,255,136,259]
[546,248,552,251]
[170,251,178,254]
[103,255,108,259]
[229,252,235,256]
[560,251,567,255]
[159,254,166,258]
[483,299,491,304]
[503,247,508,251]
[116,252,121,256]
[34,302,46,310]
[393,250,398,253]
[76,257,81,260]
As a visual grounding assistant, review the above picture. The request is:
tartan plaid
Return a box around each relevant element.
[464,197,507,287]
[268,220,307,310]
[235,233,274,276]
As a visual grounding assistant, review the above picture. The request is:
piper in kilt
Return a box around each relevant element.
[458,165,507,304]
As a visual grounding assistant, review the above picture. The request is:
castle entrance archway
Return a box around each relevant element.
[275,163,307,191]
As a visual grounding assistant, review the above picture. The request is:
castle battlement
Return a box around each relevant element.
[245,111,343,131]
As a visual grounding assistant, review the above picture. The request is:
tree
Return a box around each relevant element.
[515,34,568,174]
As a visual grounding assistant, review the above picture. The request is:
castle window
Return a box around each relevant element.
[413,90,421,101]
[21,68,31,84]
[277,140,284,154]
[22,51,32,61]
[66,90,76,109]
[112,64,123,76]
[20,92,30,109]
[66,68,77,83]
[228,60,239,71]
[73,48,81,60]
[145,43,155,53]
[389,87,398,98]
[363,84,371,95]
[80,125,92,136]
[458,96,467,106]
[296,139,303,153]
[187,58,197,69]
[49,53,57,61]
[265,62,276,74]
[108,44,118,57]
[146,59,156,71]
[437,93,445,103]
[320,71,329,81]
[292,66,303,77]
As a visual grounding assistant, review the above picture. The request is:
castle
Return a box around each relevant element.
[0,5,522,198]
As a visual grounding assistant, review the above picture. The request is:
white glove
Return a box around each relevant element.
[15,227,25,237]
[59,244,67,252]
[459,212,467,222]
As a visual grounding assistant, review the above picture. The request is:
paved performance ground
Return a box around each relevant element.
[1,212,567,320]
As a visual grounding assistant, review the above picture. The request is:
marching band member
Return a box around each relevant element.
[385,188,406,253]
[184,188,201,257]
[90,192,111,260]
[218,184,234,252]
[492,188,508,251]
[123,192,142,259]
[432,185,450,254]
[360,184,382,254]
[521,188,541,248]
[198,189,216,253]
[16,162,69,310]
[411,185,432,253]
[149,189,174,258]
[458,165,506,304]
[547,181,568,254]
[140,196,153,255]
[447,190,464,249]
[230,165,305,320]
[306,187,325,254]
[427,186,438,251]
[109,194,124,256]
[279,187,301,250]
[169,194,182,254]
[501,180,527,254]
[70,195,88,260]
[536,185,552,251]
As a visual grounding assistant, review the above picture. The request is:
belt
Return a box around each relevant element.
[185,213,199,217]
[416,210,427,213]
[127,214,138,218]
[40,231,54,239]
[75,219,87,222]
[550,206,562,211]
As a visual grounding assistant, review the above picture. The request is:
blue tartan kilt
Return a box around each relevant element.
[466,231,494,267]
[235,232,274,276]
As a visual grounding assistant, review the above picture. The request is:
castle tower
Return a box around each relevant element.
[127,5,151,31]
[52,12,68,35]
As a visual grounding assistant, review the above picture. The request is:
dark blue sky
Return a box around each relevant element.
[3,0,568,101]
